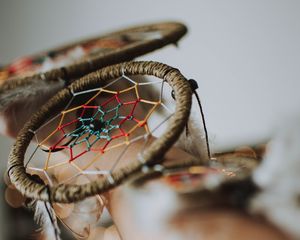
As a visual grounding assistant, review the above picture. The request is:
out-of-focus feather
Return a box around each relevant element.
[251,114,300,239]
[0,79,64,137]
[119,182,183,240]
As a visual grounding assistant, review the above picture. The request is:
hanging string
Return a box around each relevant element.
[171,79,211,160]
[44,202,60,240]
[45,186,60,240]
[188,79,211,159]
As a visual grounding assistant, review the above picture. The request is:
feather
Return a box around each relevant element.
[33,200,61,240]
[0,79,64,137]
[0,78,63,112]
[251,114,300,238]
[175,116,209,164]
[119,182,184,240]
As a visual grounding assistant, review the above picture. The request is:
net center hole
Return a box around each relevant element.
[89,119,105,131]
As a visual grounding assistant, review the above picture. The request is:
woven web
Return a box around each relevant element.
[25,74,174,187]
[21,74,175,238]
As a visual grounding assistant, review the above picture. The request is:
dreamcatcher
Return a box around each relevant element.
[0,22,187,140]
[7,61,203,239]
[0,22,186,84]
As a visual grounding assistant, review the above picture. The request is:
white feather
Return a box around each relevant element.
[124,182,184,240]
[251,114,300,238]
[34,200,61,240]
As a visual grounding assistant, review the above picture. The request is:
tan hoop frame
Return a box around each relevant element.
[8,61,193,203]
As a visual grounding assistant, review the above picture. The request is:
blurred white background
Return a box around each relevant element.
[0,0,300,238]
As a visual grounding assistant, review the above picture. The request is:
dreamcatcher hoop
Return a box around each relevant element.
[0,22,186,95]
[8,61,194,203]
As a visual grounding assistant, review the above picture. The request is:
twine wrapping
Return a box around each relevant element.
[8,61,193,203]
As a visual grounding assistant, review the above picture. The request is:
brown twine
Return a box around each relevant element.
[8,61,193,203]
